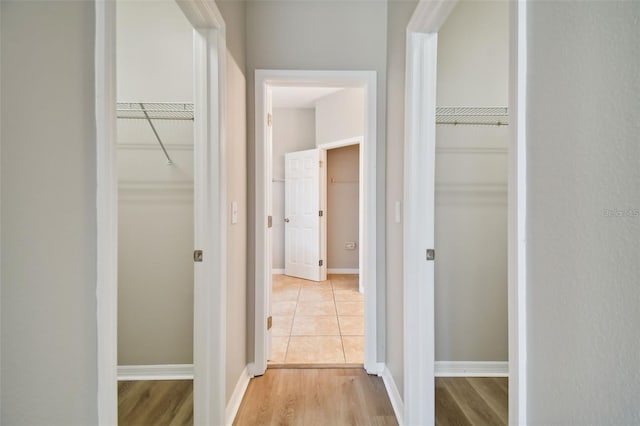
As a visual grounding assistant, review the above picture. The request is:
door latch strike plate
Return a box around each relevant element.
[194,250,203,262]
[267,316,273,330]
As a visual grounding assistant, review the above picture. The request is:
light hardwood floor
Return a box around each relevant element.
[118,375,507,425]
[436,377,508,426]
[118,380,192,426]
[233,368,397,425]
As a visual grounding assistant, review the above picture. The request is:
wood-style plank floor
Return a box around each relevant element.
[233,368,397,425]
[436,377,508,426]
[117,374,508,426]
[118,380,192,426]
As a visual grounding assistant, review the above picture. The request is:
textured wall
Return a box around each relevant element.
[216,0,249,405]
[527,1,640,424]
[326,145,360,269]
[1,1,98,423]
[315,88,365,146]
[385,0,420,399]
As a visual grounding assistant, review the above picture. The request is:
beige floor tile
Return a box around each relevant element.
[272,274,301,286]
[331,278,359,291]
[286,336,345,363]
[272,301,297,316]
[269,336,289,363]
[271,287,300,302]
[291,315,340,336]
[333,289,364,302]
[296,300,337,316]
[272,315,293,336]
[298,286,334,302]
[342,336,364,363]
[336,301,364,316]
[338,316,364,336]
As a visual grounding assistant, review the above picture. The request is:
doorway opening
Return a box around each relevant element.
[433,1,510,424]
[95,0,228,424]
[403,0,526,425]
[253,70,378,376]
[269,99,363,364]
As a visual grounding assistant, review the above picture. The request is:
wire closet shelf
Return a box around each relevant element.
[116,102,194,165]
[117,102,194,121]
[436,106,508,126]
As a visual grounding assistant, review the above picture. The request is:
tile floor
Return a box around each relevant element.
[269,274,364,365]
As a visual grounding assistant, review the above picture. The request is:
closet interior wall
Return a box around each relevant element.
[116,0,195,366]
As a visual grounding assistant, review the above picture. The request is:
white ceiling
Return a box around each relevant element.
[271,86,344,109]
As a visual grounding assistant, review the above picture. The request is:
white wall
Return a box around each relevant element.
[326,145,359,270]
[434,1,509,362]
[1,1,98,423]
[116,0,195,365]
[271,108,316,270]
[246,0,388,360]
[315,88,365,145]
[527,2,640,424]
[216,0,248,405]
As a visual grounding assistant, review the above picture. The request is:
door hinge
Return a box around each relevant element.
[319,160,323,167]
[267,113,273,128]
[193,250,203,262]
[319,259,324,267]
[267,316,273,330]
[267,215,272,228]
[319,210,323,217]
[426,249,435,261]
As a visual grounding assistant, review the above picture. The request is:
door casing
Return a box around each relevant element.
[95,1,228,424]
[403,1,528,425]
[253,70,378,376]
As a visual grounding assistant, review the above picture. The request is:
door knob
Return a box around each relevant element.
[284,218,290,223]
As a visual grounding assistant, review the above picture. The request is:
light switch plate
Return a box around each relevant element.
[231,201,238,224]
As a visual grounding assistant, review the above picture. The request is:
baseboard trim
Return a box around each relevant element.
[327,268,359,274]
[117,364,194,381]
[225,366,251,426]
[381,364,404,426]
[272,268,285,275]
[435,361,508,377]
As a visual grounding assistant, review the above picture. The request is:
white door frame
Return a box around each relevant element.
[317,137,364,293]
[95,1,228,425]
[253,70,378,375]
[403,1,528,425]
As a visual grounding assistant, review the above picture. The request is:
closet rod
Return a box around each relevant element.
[139,103,173,165]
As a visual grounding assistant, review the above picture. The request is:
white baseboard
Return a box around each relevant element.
[435,361,508,377]
[381,364,404,426]
[117,364,194,381]
[327,268,359,274]
[225,366,251,426]
[272,268,285,275]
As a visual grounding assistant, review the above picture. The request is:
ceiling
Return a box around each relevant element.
[271,86,344,109]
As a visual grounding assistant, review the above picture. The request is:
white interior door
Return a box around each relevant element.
[284,148,323,281]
